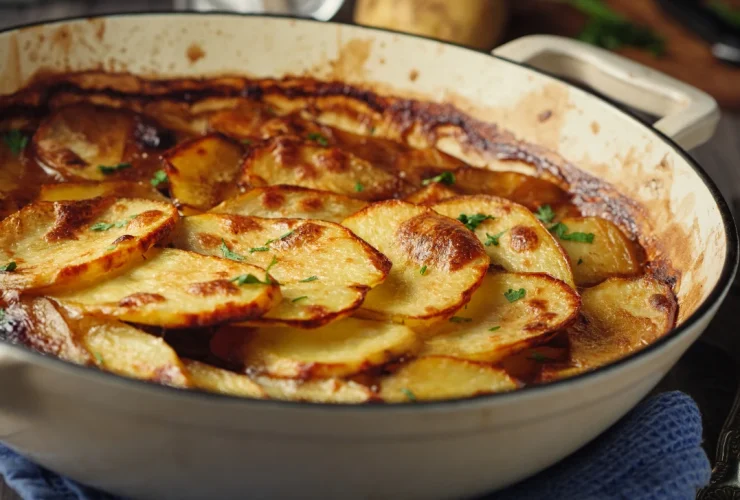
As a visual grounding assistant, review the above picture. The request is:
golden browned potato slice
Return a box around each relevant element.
[433,195,575,288]
[37,181,167,202]
[254,375,374,403]
[207,102,277,139]
[556,217,641,286]
[380,356,518,403]
[542,276,676,381]
[453,167,568,210]
[405,183,457,205]
[210,185,367,223]
[182,359,265,398]
[0,197,178,291]
[342,200,489,328]
[240,136,409,201]
[173,214,390,327]
[163,133,244,210]
[52,248,282,328]
[422,272,580,362]
[210,318,418,378]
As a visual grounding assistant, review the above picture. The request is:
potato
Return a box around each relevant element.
[433,195,575,288]
[255,375,374,403]
[210,318,418,379]
[52,248,282,328]
[0,136,31,218]
[542,276,676,380]
[380,356,518,403]
[240,136,409,201]
[0,197,178,291]
[163,133,245,210]
[405,183,457,205]
[342,200,489,328]
[182,359,265,398]
[37,181,167,202]
[207,101,277,139]
[422,272,580,362]
[210,185,367,223]
[453,167,568,210]
[173,214,391,327]
[556,217,641,286]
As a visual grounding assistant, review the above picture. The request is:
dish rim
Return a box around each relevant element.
[0,10,737,411]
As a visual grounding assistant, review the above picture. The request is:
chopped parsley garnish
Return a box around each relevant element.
[0,261,17,272]
[300,276,318,282]
[307,132,329,146]
[0,308,5,323]
[93,351,105,365]
[241,138,253,145]
[504,288,526,303]
[90,214,139,232]
[420,265,428,276]
[292,296,309,303]
[549,222,595,243]
[485,230,506,247]
[3,130,28,156]
[421,171,455,186]
[249,245,269,253]
[98,162,132,175]
[577,258,584,265]
[529,351,553,363]
[401,388,417,402]
[231,274,269,286]
[220,239,246,261]
[449,316,472,323]
[264,255,278,282]
[266,231,294,245]
[488,326,501,332]
[251,231,294,253]
[106,245,117,251]
[457,213,494,232]
[535,205,555,224]
[355,182,364,193]
[150,170,168,187]
[369,126,376,135]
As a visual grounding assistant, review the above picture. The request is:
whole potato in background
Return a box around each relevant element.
[353,0,509,50]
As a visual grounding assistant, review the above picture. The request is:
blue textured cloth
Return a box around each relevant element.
[0,391,710,500]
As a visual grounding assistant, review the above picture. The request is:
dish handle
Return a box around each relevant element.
[493,35,720,150]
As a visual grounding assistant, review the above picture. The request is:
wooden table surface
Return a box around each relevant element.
[1,2,740,499]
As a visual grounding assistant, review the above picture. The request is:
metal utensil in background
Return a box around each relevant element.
[173,0,345,20]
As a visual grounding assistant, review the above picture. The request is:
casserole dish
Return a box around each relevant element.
[0,12,736,499]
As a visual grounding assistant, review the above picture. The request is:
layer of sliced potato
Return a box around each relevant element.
[240,136,409,201]
[37,181,167,202]
[542,276,676,380]
[433,195,575,288]
[210,185,367,223]
[210,318,418,378]
[342,200,489,328]
[453,167,568,210]
[52,248,282,328]
[405,183,457,205]
[182,359,265,398]
[556,217,641,286]
[422,272,580,362]
[163,133,244,210]
[380,356,518,402]
[0,197,178,291]
[0,137,33,219]
[255,375,374,403]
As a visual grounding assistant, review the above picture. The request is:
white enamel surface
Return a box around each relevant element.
[0,14,733,499]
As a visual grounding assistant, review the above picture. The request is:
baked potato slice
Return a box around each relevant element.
[556,217,641,286]
[380,356,518,402]
[0,197,178,291]
[254,375,374,403]
[182,359,265,399]
[342,200,489,328]
[52,248,282,328]
[210,318,418,379]
[210,185,367,223]
[453,167,568,210]
[422,272,580,362]
[240,136,409,201]
[37,181,167,202]
[404,183,457,205]
[162,133,244,210]
[432,195,575,288]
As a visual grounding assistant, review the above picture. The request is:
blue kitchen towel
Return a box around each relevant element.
[0,391,710,500]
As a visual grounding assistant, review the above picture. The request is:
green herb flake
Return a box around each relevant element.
[291,296,309,303]
[106,245,117,251]
[0,261,17,272]
[93,351,105,365]
[355,182,364,193]
[90,222,116,232]
[300,276,318,282]
[3,130,29,156]
[709,1,740,28]
[420,265,428,276]
[307,132,329,146]
[504,288,526,303]
[577,258,584,265]
[535,205,555,224]
[421,171,455,186]
[529,351,553,363]
[249,246,269,253]
[488,326,501,332]
[150,169,168,187]
[0,308,5,323]
[220,239,246,261]
[241,138,253,145]
[549,222,595,243]
[485,230,506,247]
[264,255,278,283]
[449,316,473,323]
[231,274,268,286]
[401,388,417,402]
[457,213,494,232]
[369,126,376,135]
[98,162,132,175]
[254,231,294,253]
